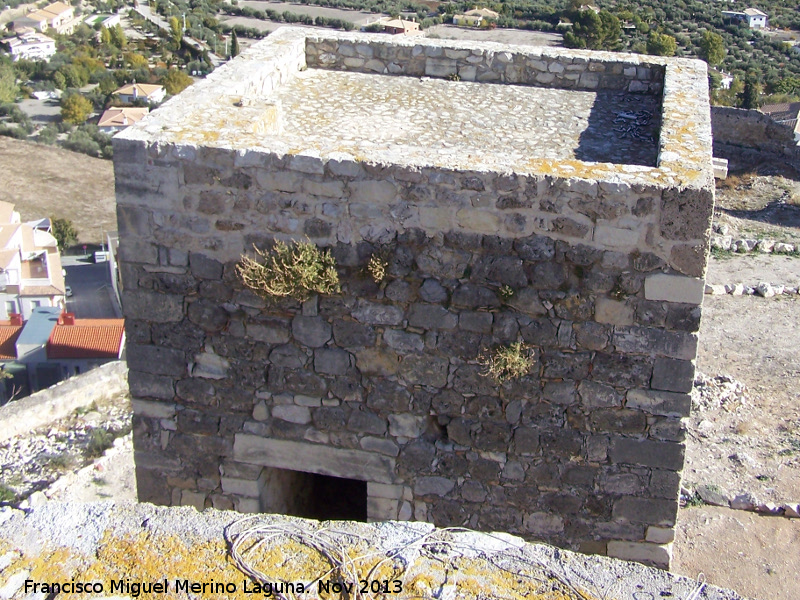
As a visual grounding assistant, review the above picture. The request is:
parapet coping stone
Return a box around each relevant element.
[116,26,714,192]
[0,502,748,600]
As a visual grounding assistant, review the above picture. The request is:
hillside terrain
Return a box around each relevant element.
[0,136,116,243]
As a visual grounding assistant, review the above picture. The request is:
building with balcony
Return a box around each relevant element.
[6,31,56,62]
[0,201,66,321]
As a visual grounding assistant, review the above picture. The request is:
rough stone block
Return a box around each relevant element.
[388,414,425,438]
[607,541,672,568]
[189,253,224,280]
[613,497,678,526]
[367,482,404,499]
[128,344,186,377]
[352,301,404,326]
[272,405,312,425]
[608,437,684,470]
[612,326,698,360]
[408,304,458,330]
[644,274,704,305]
[651,358,695,393]
[233,435,396,484]
[367,497,399,521]
[594,298,634,326]
[349,180,397,203]
[401,355,449,387]
[523,512,564,536]
[128,373,175,400]
[314,348,351,374]
[132,399,176,419]
[660,187,713,241]
[626,389,691,418]
[360,437,400,456]
[180,490,207,510]
[221,476,263,498]
[123,291,184,322]
[415,476,455,496]
[645,526,675,544]
[292,316,332,347]
[247,320,291,344]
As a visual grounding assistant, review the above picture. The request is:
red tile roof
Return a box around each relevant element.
[46,319,125,359]
[0,325,22,360]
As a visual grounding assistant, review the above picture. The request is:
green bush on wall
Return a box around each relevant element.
[237,240,340,302]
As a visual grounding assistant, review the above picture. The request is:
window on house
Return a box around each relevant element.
[5,301,15,315]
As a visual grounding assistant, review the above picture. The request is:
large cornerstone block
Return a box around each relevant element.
[114,27,714,570]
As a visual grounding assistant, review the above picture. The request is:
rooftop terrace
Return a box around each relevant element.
[269,70,661,167]
[119,27,713,189]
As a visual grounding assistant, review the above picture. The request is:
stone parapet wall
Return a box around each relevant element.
[114,27,715,570]
[305,33,665,93]
[711,106,800,164]
[0,361,127,443]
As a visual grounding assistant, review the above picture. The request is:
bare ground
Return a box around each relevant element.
[672,173,800,600]
[0,136,116,244]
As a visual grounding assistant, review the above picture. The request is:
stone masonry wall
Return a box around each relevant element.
[305,33,664,93]
[114,28,714,570]
[711,106,800,164]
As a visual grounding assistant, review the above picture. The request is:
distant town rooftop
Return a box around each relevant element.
[118,27,713,189]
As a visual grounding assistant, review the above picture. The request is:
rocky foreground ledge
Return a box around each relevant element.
[0,502,747,600]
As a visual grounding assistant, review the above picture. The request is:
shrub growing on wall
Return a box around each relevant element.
[481,342,534,383]
[237,240,340,301]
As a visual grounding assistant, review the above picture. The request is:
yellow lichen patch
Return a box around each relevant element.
[401,555,597,600]
[241,537,332,582]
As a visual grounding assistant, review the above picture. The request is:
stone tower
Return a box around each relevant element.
[114,27,714,568]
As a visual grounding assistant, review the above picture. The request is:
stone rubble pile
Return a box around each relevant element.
[0,403,131,506]
[704,282,799,296]
[686,374,800,519]
[681,485,800,520]
[690,373,749,412]
[709,224,798,255]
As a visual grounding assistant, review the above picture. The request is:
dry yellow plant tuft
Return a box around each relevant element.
[237,240,340,302]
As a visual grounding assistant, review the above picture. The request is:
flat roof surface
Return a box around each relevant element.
[271,69,660,167]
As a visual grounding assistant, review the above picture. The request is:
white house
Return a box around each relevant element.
[6,32,56,62]
[453,8,500,28]
[113,83,166,105]
[743,8,767,29]
[722,8,768,29]
[0,201,66,321]
[13,2,77,35]
[97,107,149,133]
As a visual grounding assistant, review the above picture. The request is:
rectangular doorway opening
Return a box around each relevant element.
[259,466,368,522]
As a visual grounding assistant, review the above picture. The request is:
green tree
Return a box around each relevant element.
[161,68,192,95]
[125,52,149,70]
[231,29,240,58]
[0,63,18,103]
[699,30,726,66]
[740,72,761,109]
[169,16,183,49]
[646,31,677,57]
[60,93,93,124]
[563,9,621,51]
[100,26,112,45]
[50,217,79,250]
[109,24,127,49]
